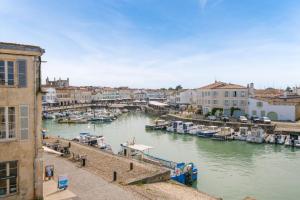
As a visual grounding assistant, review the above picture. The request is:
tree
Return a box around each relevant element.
[175,85,183,90]
[286,86,292,92]
[168,87,173,90]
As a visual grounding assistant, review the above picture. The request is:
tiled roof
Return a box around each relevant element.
[251,96,300,106]
[199,81,246,89]
[0,42,44,54]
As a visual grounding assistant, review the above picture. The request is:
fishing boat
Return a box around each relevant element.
[197,126,219,138]
[189,125,206,135]
[166,121,183,133]
[145,119,169,130]
[73,133,112,151]
[118,139,198,186]
[246,126,265,144]
[284,135,300,147]
[212,127,234,141]
[233,127,249,141]
[177,122,195,134]
[57,116,88,124]
[88,116,112,123]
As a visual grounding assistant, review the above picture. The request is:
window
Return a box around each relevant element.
[232,100,238,106]
[241,91,246,97]
[0,107,16,140]
[252,110,257,116]
[257,102,263,107]
[20,105,29,140]
[261,110,266,117]
[0,61,14,86]
[225,91,229,97]
[213,91,218,97]
[213,100,218,105]
[233,91,237,97]
[0,161,18,197]
[224,100,230,106]
[17,60,27,88]
[0,61,4,85]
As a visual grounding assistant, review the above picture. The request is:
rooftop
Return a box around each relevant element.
[0,42,45,55]
[199,81,246,90]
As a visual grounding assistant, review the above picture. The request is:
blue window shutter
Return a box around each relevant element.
[17,60,27,87]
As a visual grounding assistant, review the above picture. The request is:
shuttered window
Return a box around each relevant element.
[0,61,4,85]
[17,60,27,87]
[7,61,14,86]
[20,105,29,140]
[0,107,15,140]
[0,161,18,197]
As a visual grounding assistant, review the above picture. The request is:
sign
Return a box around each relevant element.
[58,175,69,190]
[45,165,54,180]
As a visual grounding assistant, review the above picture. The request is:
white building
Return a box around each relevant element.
[179,89,197,105]
[42,87,58,106]
[248,96,300,121]
[196,81,251,117]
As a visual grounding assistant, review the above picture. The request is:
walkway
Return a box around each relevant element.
[44,153,141,200]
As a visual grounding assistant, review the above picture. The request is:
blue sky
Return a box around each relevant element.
[1,0,300,89]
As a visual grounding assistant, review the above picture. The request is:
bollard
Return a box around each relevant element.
[130,162,133,171]
[113,171,117,181]
[68,142,71,148]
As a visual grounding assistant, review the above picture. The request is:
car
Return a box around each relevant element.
[207,115,217,121]
[220,115,229,122]
[239,116,248,123]
[251,116,260,123]
[260,117,271,124]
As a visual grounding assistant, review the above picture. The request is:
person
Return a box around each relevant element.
[42,130,46,140]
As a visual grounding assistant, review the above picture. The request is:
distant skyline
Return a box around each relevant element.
[1,0,300,89]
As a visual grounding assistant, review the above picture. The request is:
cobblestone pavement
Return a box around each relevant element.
[44,153,142,200]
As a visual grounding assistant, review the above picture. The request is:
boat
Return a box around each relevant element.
[145,119,169,130]
[246,127,265,144]
[118,139,198,186]
[212,127,234,141]
[233,127,249,141]
[177,122,195,134]
[57,116,88,124]
[166,121,183,133]
[285,135,300,147]
[88,116,112,123]
[197,126,219,138]
[73,133,112,151]
[43,112,56,120]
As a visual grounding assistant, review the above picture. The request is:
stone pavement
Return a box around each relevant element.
[44,152,141,200]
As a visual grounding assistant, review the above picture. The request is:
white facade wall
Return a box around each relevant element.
[179,90,197,105]
[248,98,296,121]
[43,87,57,104]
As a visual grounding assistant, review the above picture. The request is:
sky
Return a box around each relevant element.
[0,0,300,89]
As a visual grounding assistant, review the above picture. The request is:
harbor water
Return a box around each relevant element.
[43,112,300,200]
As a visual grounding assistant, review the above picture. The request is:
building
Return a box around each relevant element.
[248,95,300,121]
[73,87,92,104]
[0,42,44,199]
[196,81,251,117]
[42,87,58,107]
[45,77,69,88]
[56,87,76,106]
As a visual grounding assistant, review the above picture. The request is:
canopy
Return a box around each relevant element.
[126,144,153,152]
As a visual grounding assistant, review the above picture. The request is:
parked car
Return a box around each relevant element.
[239,116,248,123]
[207,115,217,121]
[220,115,229,122]
[251,116,260,123]
[259,117,271,124]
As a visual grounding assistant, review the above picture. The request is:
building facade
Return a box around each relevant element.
[0,42,44,199]
[248,96,300,121]
[196,81,251,117]
[45,77,69,88]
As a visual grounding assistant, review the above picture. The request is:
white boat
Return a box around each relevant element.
[189,125,206,135]
[246,127,265,144]
[166,121,183,133]
[285,135,300,147]
[177,122,195,134]
[212,127,234,141]
[234,127,249,141]
[197,126,219,138]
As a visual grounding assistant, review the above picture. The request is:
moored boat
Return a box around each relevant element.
[212,127,234,141]
[197,126,219,138]
[246,126,265,144]
[233,127,249,141]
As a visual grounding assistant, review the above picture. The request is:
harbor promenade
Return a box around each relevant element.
[43,138,221,200]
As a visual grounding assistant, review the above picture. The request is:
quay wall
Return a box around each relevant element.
[163,114,276,134]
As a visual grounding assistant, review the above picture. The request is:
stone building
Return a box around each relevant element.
[0,42,44,199]
[196,81,251,117]
[45,77,69,88]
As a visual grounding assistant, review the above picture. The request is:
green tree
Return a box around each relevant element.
[175,85,183,90]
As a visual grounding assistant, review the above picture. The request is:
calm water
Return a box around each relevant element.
[43,113,300,200]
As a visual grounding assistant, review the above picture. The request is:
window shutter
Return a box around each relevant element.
[17,60,27,88]
[19,105,29,140]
